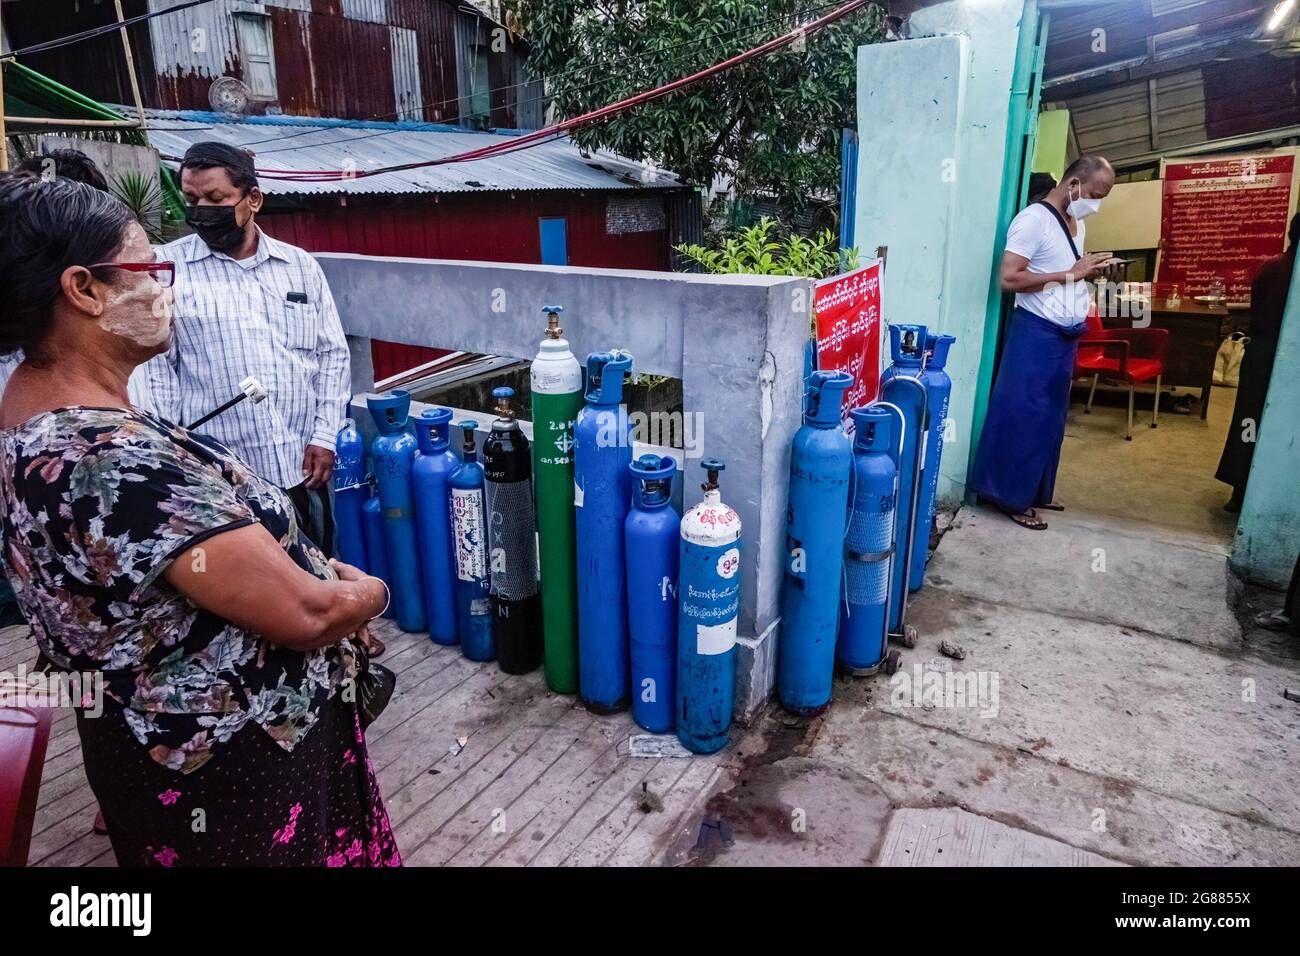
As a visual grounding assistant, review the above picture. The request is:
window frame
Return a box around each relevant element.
[233,11,279,102]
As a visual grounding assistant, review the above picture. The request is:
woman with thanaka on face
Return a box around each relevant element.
[0,173,400,866]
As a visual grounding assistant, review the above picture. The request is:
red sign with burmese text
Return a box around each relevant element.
[1159,154,1295,299]
[815,262,883,428]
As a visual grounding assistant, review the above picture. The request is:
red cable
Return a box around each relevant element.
[256,0,873,183]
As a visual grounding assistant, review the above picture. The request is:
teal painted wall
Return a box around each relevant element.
[854,0,1030,507]
[1232,253,1300,588]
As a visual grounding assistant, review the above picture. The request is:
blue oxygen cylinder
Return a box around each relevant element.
[625,454,679,734]
[413,406,458,646]
[837,406,899,672]
[367,390,427,633]
[362,478,394,619]
[450,422,493,661]
[677,459,742,755]
[574,350,635,714]
[879,325,929,634]
[908,332,956,592]
[777,369,855,715]
[334,417,368,572]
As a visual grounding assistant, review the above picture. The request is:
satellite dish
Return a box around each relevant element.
[209,76,251,114]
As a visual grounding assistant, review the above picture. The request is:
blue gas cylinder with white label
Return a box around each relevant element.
[449,422,493,662]
[676,459,742,755]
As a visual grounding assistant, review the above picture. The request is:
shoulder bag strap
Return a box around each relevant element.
[1036,200,1081,261]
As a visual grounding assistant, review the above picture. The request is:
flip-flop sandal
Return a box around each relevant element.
[366,635,387,659]
[1253,610,1295,633]
[93,809,108,835]
[1008,509,1048,531]
[1039,502,1065,512]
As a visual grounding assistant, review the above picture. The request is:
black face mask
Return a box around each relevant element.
[185,196,250,253]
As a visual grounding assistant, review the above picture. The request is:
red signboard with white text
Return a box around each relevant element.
[1158,153,1296,299]
[814,262,884,427]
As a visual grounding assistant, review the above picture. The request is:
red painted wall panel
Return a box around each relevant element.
[257,192,673,379]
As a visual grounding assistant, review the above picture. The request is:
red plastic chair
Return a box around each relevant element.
[0,703,54,866]
[1074,307,1171,440]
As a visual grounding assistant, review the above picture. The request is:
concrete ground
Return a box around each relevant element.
[1054,381,1239,541]
[15,384,1298,867]
[672,383,1300,867]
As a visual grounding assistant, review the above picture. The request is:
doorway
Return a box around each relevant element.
[1023,0,1299,545]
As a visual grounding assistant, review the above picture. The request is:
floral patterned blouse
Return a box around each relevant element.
[0,407,357,774]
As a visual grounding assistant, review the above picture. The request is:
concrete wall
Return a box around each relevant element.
[854,0,1028,506]
[1232,254,1300,588]
[318,253,812,718]
[38,136,164,231]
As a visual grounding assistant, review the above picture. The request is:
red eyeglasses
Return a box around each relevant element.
[87,260,176,288]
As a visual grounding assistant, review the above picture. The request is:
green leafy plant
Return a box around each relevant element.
[677,217,857,278]
[109,169,175,244]
[677,217,858,336]
[504,1,887,215]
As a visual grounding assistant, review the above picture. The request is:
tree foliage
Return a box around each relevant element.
[505,1,886,210]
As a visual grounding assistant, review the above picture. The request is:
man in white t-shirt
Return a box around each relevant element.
[971,155,1124,530]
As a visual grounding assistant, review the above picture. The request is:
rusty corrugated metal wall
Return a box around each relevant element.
[5,0,537,127]
[389,26,423,122]
[271,5,398,119]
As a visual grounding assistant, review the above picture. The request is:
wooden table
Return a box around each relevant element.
[1100,295,1230,420]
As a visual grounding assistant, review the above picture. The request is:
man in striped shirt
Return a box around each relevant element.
[145,142,350,553]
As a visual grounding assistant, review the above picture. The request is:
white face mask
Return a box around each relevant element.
[1067,182,1103,220]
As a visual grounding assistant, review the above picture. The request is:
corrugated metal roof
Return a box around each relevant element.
[1051,68,1208,165]
[143,109,684,195]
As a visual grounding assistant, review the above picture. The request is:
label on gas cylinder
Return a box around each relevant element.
[451,487,486,582]
[536,414,576,468]
[695,619,737,656]
[680,541,740,656]
[334,452,363,490]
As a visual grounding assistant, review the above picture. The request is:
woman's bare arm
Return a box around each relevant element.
[163,523,385,650]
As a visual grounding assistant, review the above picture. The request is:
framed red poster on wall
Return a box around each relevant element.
[814,260,884,430]
[1157,152,1297,300]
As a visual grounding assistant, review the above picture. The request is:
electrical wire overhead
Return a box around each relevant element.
[1,0,222,62]
[256,0,876,183]
[233,0,849,156]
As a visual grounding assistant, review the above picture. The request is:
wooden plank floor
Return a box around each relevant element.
[10,620,731,867]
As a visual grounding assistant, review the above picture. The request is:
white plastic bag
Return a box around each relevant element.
[1213,332,1248,387]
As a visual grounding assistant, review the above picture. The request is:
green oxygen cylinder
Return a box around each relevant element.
[530,305,585,693]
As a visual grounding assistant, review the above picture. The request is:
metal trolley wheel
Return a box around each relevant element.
[901,624,918,648]
[883,649,903,675]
